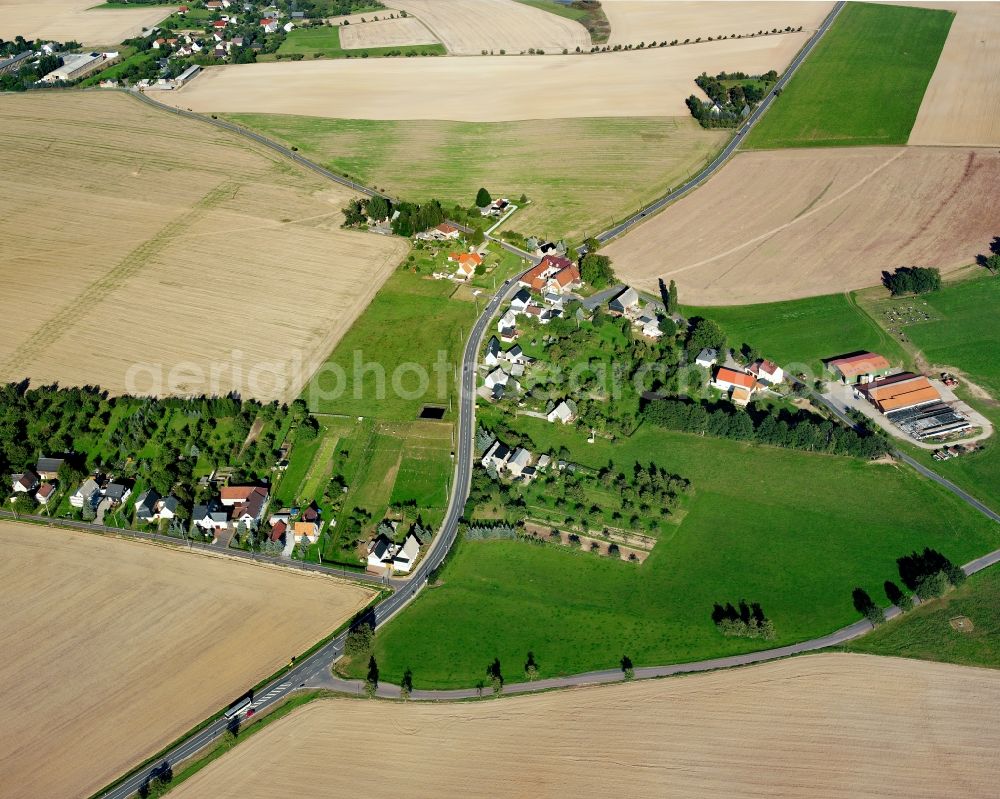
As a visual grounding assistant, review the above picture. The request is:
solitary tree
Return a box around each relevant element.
[470,226,485,245]
[621,655,635,680]
[476,187,492,208]
[668,279,678,311]
[365,655,379,698]
[400,668,413,700]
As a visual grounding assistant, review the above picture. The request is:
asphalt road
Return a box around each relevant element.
[594,1,846,245]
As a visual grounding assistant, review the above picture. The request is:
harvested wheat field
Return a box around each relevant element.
[0,92,406,401]
[908,2,1000,146]
[605,146,1000,305]
[0,522,373,799]
[338,16,439,48]
[603,0,833,47]
[172,653,1000,799]
[391,0,590,55]
[0,0,175,46]
[169,34,811,120]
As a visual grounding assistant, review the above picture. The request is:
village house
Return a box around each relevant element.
[510,288,533,314]
[35,457,64,481]
[747,358,783,385]
[712,366,758,406]
[269,519,287,544]
[11,469,40,494]
[609,286,640,316]
[259,18,278,33]
[484,336,502,367]
[547,399,577,424]
[506,447,533,478]
[293,520,320,544]
[391,532,421,573]
[826,352,892,385]
[519,254,575,292]
[481,198,510,217]
[134,488,161,523]
[192,499,230,534]
[449,251,483,280]
[497,309,518,341]
[104,481,133,505]
[70,477,101,509]
[636,312,662,339]
[35,483,56,505]
[544,262,581,294]
[221,485,269,529]
[481,439,511,471]
[695,347,719,369]
[367,534,395,570]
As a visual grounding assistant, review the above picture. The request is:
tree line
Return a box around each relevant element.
[712,600,774,640]
[642,396,891,459]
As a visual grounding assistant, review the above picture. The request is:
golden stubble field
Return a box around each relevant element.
[908,2,1000,146]
[391,0,590,55]
[167,33,811,120]
[0,0,174,45]
[604,146,1000,305]
[171,653,1000,799]
[0,92,407,401]
[338,16,439,48]
[602,0,833,47]
[0,522,374,799]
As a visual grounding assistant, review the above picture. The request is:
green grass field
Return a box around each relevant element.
[683,292,908,377]
[277,26,445,58]
[847,566,1000,669]
[902,273,1000,397]
[306,266,476,420]
[351,419,999,688]
[222,113,726,241]
[744,2,953,148]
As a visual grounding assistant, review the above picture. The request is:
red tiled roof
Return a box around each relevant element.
[714,366,756,390]
[270,520,286,542]
[539,254,573,272]
[828,352,890,378]
[549,264,580,288]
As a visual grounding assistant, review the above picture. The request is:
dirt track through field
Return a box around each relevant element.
[602,0,833,46]
[0,522,374,799]
[171,653,1000,799]
[0,0,174,46]
[0,92,407,401]
[908,2,1000,146]
[168,33,811,120]
[604,146,1000,305]
[338,16,439,48]
[391,0,590,54]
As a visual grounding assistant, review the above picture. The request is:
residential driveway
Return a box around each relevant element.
[823,380,993,450]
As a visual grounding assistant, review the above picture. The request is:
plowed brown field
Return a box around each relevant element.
[908,2,1000,146]
[171,653,1000,799]
[0,92,406,400]
[391,0,590,54]
[167,33,812,120]
[0,0,174,46]
[0,522,374,799]
[605,146,1000,304]
[603,0,833,47]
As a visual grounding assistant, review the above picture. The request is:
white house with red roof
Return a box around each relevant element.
[712,366,758,406]
[747,358,783,385]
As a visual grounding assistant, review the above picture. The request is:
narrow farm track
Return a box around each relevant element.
[37,25,994,791]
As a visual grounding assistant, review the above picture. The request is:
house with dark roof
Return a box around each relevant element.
[12,470,39,494]
[135,488,162,522]
[104,481,133,504]
[35,483,56,505]
[192,500,229,533]
[36,457,65,481]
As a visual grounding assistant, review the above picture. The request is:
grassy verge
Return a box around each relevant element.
[846,567,1000,669]
[222,113,727,241]
[277,25,445,58]
[744,2,953,148]
[347,419,999,688]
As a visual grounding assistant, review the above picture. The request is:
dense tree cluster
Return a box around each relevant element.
[882,266,941,296]
[712,600,774,639]
[580,252,616,289]
[0,382,294,509]
[642,397,891,459]
[686,70,777,128]
[278,0,385,16]
[897,547,966,599]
